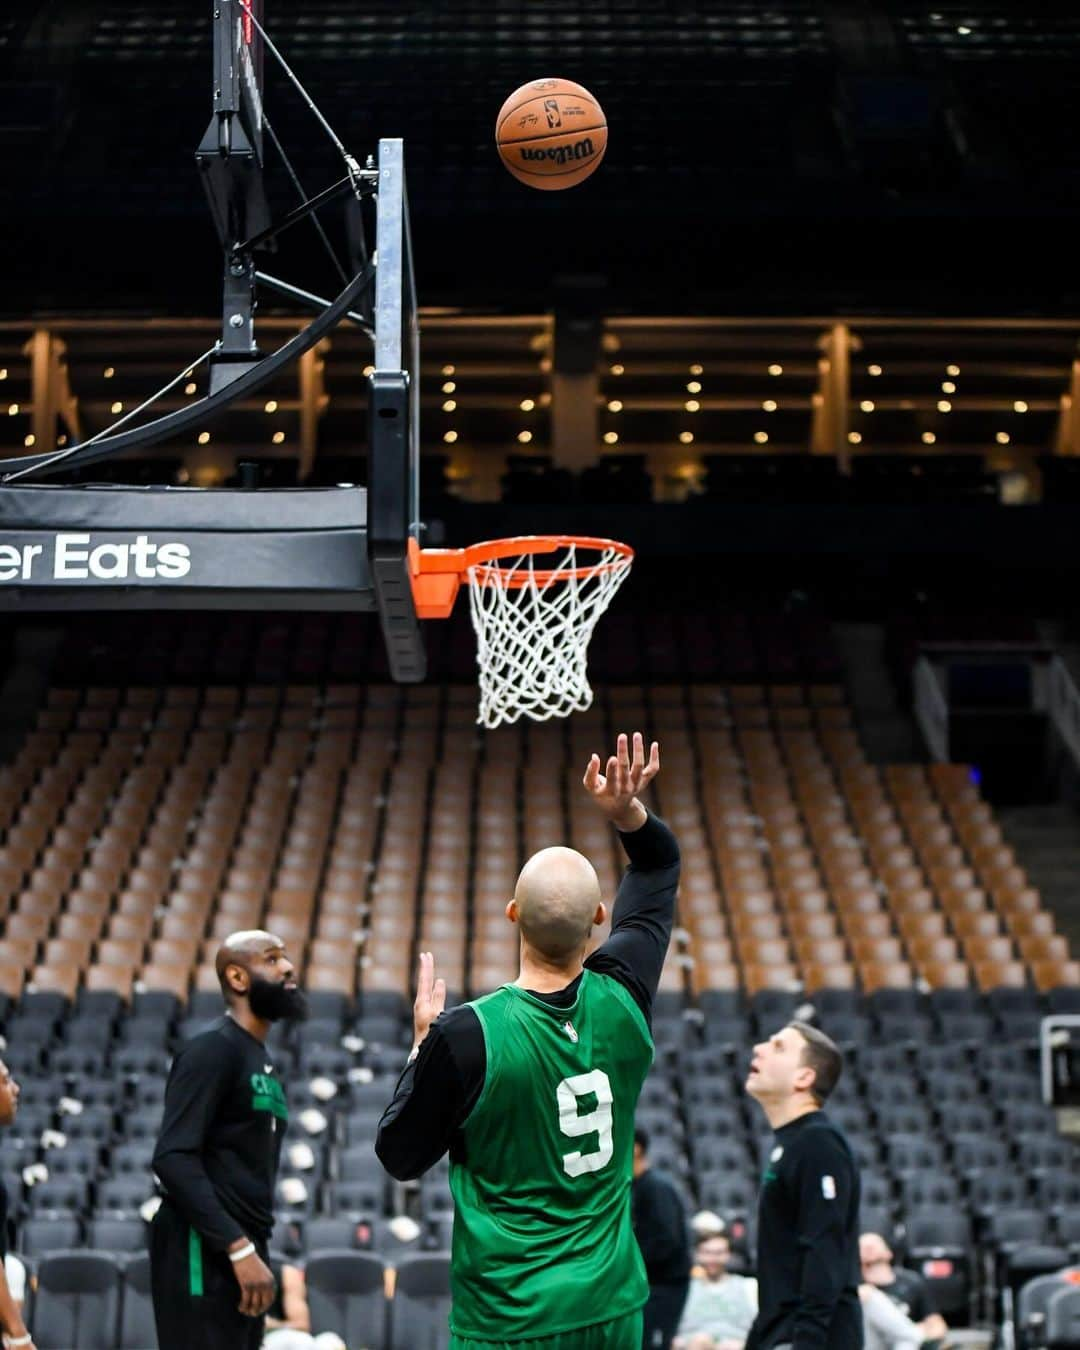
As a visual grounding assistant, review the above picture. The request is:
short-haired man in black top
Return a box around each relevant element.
[744,1022,862,1350]
[151,930,306,1350]
[632,1125,691,1349]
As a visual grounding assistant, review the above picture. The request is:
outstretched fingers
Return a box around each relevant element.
[415,950,434,1007]
[583,752,603,794]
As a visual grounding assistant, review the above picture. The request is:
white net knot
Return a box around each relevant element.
[467,541,632,729]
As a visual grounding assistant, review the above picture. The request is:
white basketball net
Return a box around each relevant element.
[467,542,632,729]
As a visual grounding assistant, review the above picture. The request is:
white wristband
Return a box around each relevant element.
[228,1242,256,1263]
[6,1334,32,1347]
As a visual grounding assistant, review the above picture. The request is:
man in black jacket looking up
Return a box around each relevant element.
[151,930,306,1350]
[744,1022,862,1350]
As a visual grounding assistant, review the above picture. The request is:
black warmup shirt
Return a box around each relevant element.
[747,1110,862,1350]
[152,1015,287,1250]
[632,1166,691,1287]
[376,810,680,1178]
[0,1173,7,1261]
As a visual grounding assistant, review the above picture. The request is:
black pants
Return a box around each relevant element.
[642,1280,689,1350]
[150,1200,266,1350]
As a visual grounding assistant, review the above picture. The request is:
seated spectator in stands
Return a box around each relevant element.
[860,1232,948,1347]
[674,1230,757,1350]
[859,1283,949,1350]
[262,1257,346,1350]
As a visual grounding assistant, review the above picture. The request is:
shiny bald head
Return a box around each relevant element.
[510,847,604,962]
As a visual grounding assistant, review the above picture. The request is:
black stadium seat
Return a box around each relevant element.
[968,1171,1032,1217]
[117,1253,156,1350]
[19,1214,83,1258]
[389,1253,452,1350]
[87,1215,147,1254]
[304,1251,387,1350]
[31,1250,121,1350]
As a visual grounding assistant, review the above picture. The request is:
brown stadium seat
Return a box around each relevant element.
[56,912,106,943]
[1008,908,1057,940]
[994,886,1043,918]
[1032,959,1080,992]
[263,912,311,945]
[744,964,799,996]
[210,909,261,939]
[833,889,886,918]
[940,886,990,916]
[43,937,93,969]
[919,960,972,990]
[686,913,727,950]
[908,935,960,966]
[964,935,1016,966]
[29,963,80,1001]
[803,963,856,992]
[794,937,848,968]
[0,966,25,1001]
[66,889,113,920]
[973,960,1028,992]
[192,964,222,994]
[307,964,357,997]
[694,939,735,971]
[1019,934,1071,966]
[85,963,136,1001]
[308,940,355,970]
[732,913,784,942]
[783,889,831,917]
[840,912,893,943]
[852,936,904,966]
[316,914,358,942]
[739,938,793,968]
[950,910,1002,940]
[5,912,52,944]
[138,963,192,1001]
[157,912,203,942]
[97,938,145,968]
[148,938,199,969]
[860,961,915,993]
[897,910,948,943]
[0,938,38,973]
[694,962,740,994]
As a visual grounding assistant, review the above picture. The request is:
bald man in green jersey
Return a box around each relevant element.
[378,732,680,1350]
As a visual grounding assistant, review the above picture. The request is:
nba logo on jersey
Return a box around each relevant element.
[563,1020,579,1043]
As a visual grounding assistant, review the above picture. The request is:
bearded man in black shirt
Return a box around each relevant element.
[151,930,307,1350]
[744,1022,862,1350]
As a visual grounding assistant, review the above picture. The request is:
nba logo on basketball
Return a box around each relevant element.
[543,98,562,129]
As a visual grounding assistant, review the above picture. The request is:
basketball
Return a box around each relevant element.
[495,78,607,190]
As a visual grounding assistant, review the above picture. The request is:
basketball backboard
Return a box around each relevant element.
[197,0,270,253]
[0,3,427,681]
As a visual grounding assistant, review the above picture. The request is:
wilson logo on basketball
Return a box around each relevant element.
[519,137,595,167]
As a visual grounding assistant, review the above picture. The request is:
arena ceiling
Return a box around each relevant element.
[1,1,1079,316]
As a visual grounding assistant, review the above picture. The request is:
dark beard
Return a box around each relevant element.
[248,975,308,1023]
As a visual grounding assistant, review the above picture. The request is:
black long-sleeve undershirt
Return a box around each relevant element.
[376,810,680,1181]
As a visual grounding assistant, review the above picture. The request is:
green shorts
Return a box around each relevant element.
[449,1309,643,1350]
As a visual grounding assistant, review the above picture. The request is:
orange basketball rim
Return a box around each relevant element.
[408,534,633,619]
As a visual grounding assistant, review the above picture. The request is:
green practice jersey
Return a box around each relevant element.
[448,969,653,1341]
